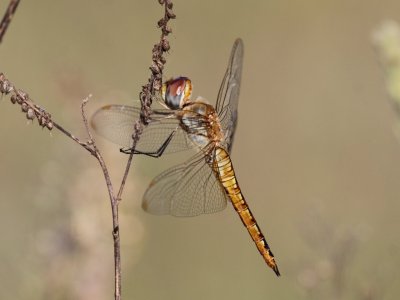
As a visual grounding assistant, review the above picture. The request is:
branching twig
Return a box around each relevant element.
[0,1,176,299]
[0,0,20,43]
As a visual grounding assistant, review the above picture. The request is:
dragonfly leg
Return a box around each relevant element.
[120,130,176,158]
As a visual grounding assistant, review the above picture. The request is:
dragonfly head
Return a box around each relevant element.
[162,77,192,110]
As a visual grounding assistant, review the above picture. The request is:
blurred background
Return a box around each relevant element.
[1,0,400,299]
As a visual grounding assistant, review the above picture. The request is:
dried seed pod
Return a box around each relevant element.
[153,79,162,91]
[0,79,13,94]
[46,121,53,130]
[161,38,170,51]
[156,60,164,71]
[16,90,27,100]
[15,90,27,105]
[166,10,176,19]
[26,108,35,120]
[163,26,172,35]
[157,18,166,28]
[21,102,28,112]
[160,56,166,64]
[150,62,160,75]
[39,116,47,126]
[10,94,17,104]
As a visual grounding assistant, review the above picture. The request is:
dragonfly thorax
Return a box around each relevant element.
[180,101,224,150]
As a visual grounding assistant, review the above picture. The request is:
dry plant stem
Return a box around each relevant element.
[0,0,20,43]
[81,98,122,299]
[0,1,124,298]
[0,72,122,299]
[117,0,175,201]
[1,1,175,299]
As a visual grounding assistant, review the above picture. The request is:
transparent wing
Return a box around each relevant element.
[143,147,228,217]
[215,38,244,153]
[91,104,194,154]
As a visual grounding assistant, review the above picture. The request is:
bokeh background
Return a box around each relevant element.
[1,1,400,299]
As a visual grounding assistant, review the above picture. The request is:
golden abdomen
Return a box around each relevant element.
[214,146,280,276]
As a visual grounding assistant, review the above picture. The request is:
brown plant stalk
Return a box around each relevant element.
[0,1,175,299]
[0,0,20,43]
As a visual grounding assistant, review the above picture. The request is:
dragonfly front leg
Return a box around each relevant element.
[120,130,176,158]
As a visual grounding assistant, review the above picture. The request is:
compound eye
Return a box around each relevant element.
[162,77,192,109]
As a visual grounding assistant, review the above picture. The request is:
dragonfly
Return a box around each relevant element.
[91,39,280,276]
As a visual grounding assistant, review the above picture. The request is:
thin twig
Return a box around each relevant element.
[0,0,20,43]
[81,96,122,299]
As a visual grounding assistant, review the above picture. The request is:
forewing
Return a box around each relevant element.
[143,149,228,217]
[91,104,194,154]
[215,38,244,153]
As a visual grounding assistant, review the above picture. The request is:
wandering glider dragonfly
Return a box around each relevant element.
[91,39,280,276]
